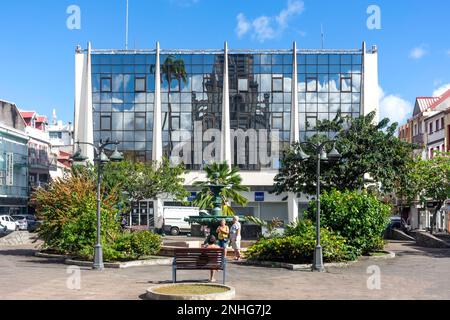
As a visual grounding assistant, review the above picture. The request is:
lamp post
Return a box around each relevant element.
[71,139,124,271]
[296,140,341,272]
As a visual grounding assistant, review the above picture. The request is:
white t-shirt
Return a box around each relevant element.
[230,221,241,238]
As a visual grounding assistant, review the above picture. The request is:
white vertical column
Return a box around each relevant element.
[221,42,232,166]
[288,42,299,223]
[152,42,164,231]
[152,42,163,162]
[362,41,380,122]
[290,41,300,144]
[74,42,94,162]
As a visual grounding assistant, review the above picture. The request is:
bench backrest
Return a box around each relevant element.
[173,248,226,270]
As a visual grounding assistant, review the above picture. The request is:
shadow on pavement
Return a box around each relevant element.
[0,248,37,257]
[395,243,450,258]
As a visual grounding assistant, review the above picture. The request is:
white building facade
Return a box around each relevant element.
[74,42,379,228]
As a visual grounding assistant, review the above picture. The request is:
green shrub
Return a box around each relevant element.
[112,231,162,260]
[306,190,391,255]
[245,220,358,263]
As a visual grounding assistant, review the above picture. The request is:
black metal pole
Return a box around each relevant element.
[313,145,325,272]
[93,148,104,271]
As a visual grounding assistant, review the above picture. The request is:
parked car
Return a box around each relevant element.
[0,215,19,232]
[0,222,7,236]
[11,215,39,232]
[388,216,410,232]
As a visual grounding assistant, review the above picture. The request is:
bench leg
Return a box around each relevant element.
[222,263,226,285]
[172,266,176,284]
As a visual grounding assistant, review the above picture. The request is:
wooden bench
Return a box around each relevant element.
[172,248,227,284]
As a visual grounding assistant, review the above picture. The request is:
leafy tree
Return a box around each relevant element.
[102,158,189,206]
[193,162,249,216]
[273,112,415,196]
[398,152,450,233]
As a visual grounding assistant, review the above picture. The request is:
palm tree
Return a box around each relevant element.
[193,162,250,216]
[161,55,188,154]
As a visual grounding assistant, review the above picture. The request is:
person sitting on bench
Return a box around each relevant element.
[205,235,220,283]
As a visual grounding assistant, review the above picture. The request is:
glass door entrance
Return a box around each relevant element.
[130,201,154,229]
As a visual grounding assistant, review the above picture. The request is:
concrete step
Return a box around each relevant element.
[409,231,450,249]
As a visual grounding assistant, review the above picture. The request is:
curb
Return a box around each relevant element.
[34,252,71,262]
[241,251,396,271]
[146,283,236,301]
[35,251,173,268]
[65,257,173,269]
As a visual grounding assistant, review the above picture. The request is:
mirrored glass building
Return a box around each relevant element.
[74,42,379,227]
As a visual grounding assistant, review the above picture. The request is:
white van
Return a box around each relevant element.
[162,207,200,236]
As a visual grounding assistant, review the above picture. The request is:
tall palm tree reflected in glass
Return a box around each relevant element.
[161,55,188,154]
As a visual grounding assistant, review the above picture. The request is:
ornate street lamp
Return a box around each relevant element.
[71,139,124,271]
[296,140,342,272]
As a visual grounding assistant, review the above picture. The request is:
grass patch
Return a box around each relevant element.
[153,284,230,295]
[368,252,387,257]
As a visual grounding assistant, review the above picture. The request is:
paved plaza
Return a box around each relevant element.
[0,241,449,300]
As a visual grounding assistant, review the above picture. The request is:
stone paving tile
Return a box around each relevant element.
[0,241,449,300]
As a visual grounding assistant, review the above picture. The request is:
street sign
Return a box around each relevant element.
[426,201,440,209]
[188,192,197,202]
[5,153,13,186]
[255,192,265,202]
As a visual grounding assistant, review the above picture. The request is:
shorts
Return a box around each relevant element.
[218,239,228,248]
[230,236,241,250]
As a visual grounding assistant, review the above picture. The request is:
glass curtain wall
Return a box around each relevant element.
[92,54,155,162]
[229,53,292,170]
[298,53,362,140]
[160,53,224,170]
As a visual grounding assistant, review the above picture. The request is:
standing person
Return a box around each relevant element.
[205,235,220,282]
[230,216,242,261]
[216,219,229,249]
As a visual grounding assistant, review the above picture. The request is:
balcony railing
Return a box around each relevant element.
[412,134,425,145]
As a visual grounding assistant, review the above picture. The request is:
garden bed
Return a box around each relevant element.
[242,251,395,271]
[35,251,173,268]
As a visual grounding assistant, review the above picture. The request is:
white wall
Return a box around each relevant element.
[363,46,380,121]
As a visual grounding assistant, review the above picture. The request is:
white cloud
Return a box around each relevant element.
[235,0,304,43]
[409,46,427,59]
[170,0,199,7]
[379,87,413,125]
[236,13,251,38]
[252,16,276,42]
[276,0,305,28]
[433,83,450,97]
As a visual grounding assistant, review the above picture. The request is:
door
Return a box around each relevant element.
[1,216,16,231]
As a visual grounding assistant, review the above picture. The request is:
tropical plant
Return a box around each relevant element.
[305,190,391,255]
[192,162,250,216]
[161,55,188,153]
[245,220,358,263]
[273,112,415,196]
[246,216,283,238]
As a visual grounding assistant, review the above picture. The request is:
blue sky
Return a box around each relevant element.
[0,0,449,125]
